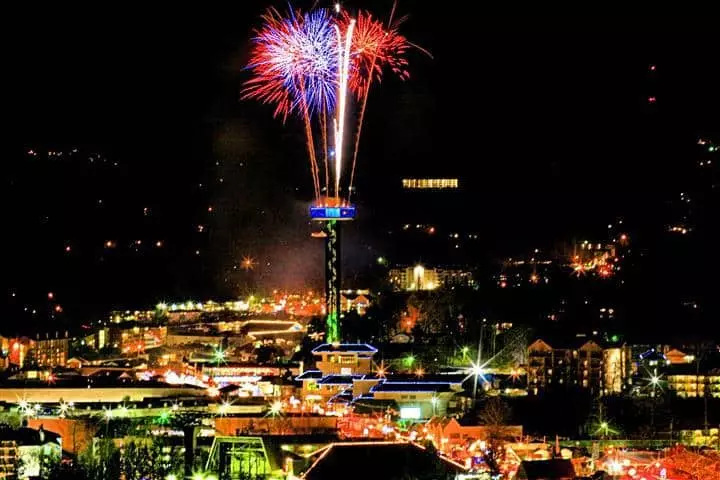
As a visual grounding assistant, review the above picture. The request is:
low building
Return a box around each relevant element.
[0,381,205,404]
[369,381,463,419]
[312,344,377,376]
[426,417,523,447]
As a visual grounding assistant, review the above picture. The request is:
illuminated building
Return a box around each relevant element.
[119,326,167,353]
[7,338,31,368]
[81,328,109,350]
[527,338,603,394]
[32,332,69,368]
[340,290,371,315]
[201,363,301,398]
[603,346,632,394]
[425,417,523,448]
[388,265,474,291]
[302,374,359,403]
[0,383,204,404]
[0,426,61,479]
[110,309,156,324]
[401,178,459,189]
[568,240,617,276]
[368,381,463,419]
[666,366,720,398]
[312,344,377,376]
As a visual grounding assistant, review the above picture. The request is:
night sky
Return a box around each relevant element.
[4,4,719,331]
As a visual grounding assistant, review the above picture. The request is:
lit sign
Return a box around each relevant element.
[310,206,356,220]
[400,407,422,419]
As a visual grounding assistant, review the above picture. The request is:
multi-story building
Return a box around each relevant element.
[401,178,459,190]
[666,366,720,398]
[603,345,632,394]
[527,338,603,394]
[32,333,70,368]
[0,426,61,479]
[388,265,474,291]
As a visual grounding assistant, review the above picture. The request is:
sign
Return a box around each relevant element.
[400,407,422,419]
[310,206,356,220]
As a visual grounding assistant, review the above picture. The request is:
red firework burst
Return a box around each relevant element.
[242,8,297,120]
[342,10,410,98]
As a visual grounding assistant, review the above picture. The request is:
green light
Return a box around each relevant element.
[404,355,415,366]
[166,475,178,480]
[158,411,170,424]
[213,346,226,365]
[377,256,386,265]
[326,311,340,344]
[610,335,619,342]
[461,347,469,355]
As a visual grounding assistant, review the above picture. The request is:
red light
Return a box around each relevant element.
[649,64,656,71]
[648,96,657,103]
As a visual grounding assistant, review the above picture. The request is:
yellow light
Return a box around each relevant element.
[270,401,283,415]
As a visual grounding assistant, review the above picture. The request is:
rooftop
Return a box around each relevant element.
[295,370,323,381]
[318,375,363,385]
[302,441,465,480]
[370,382,453,393]
[517,459,575,480]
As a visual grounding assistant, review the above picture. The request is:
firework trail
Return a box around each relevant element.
[344,10,410,200]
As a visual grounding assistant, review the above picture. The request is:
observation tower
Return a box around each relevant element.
[310,197,356,344]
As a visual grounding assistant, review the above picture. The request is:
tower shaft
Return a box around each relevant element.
[325,220,341,343]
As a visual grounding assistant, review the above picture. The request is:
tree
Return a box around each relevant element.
[78,438,121,480]
[478,397,513,475]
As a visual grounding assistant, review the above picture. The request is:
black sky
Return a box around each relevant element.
[4,4,719,326]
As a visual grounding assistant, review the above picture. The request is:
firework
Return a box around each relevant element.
[244,5,420,201]
[243,8,337,120]
[342,10,410,98]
